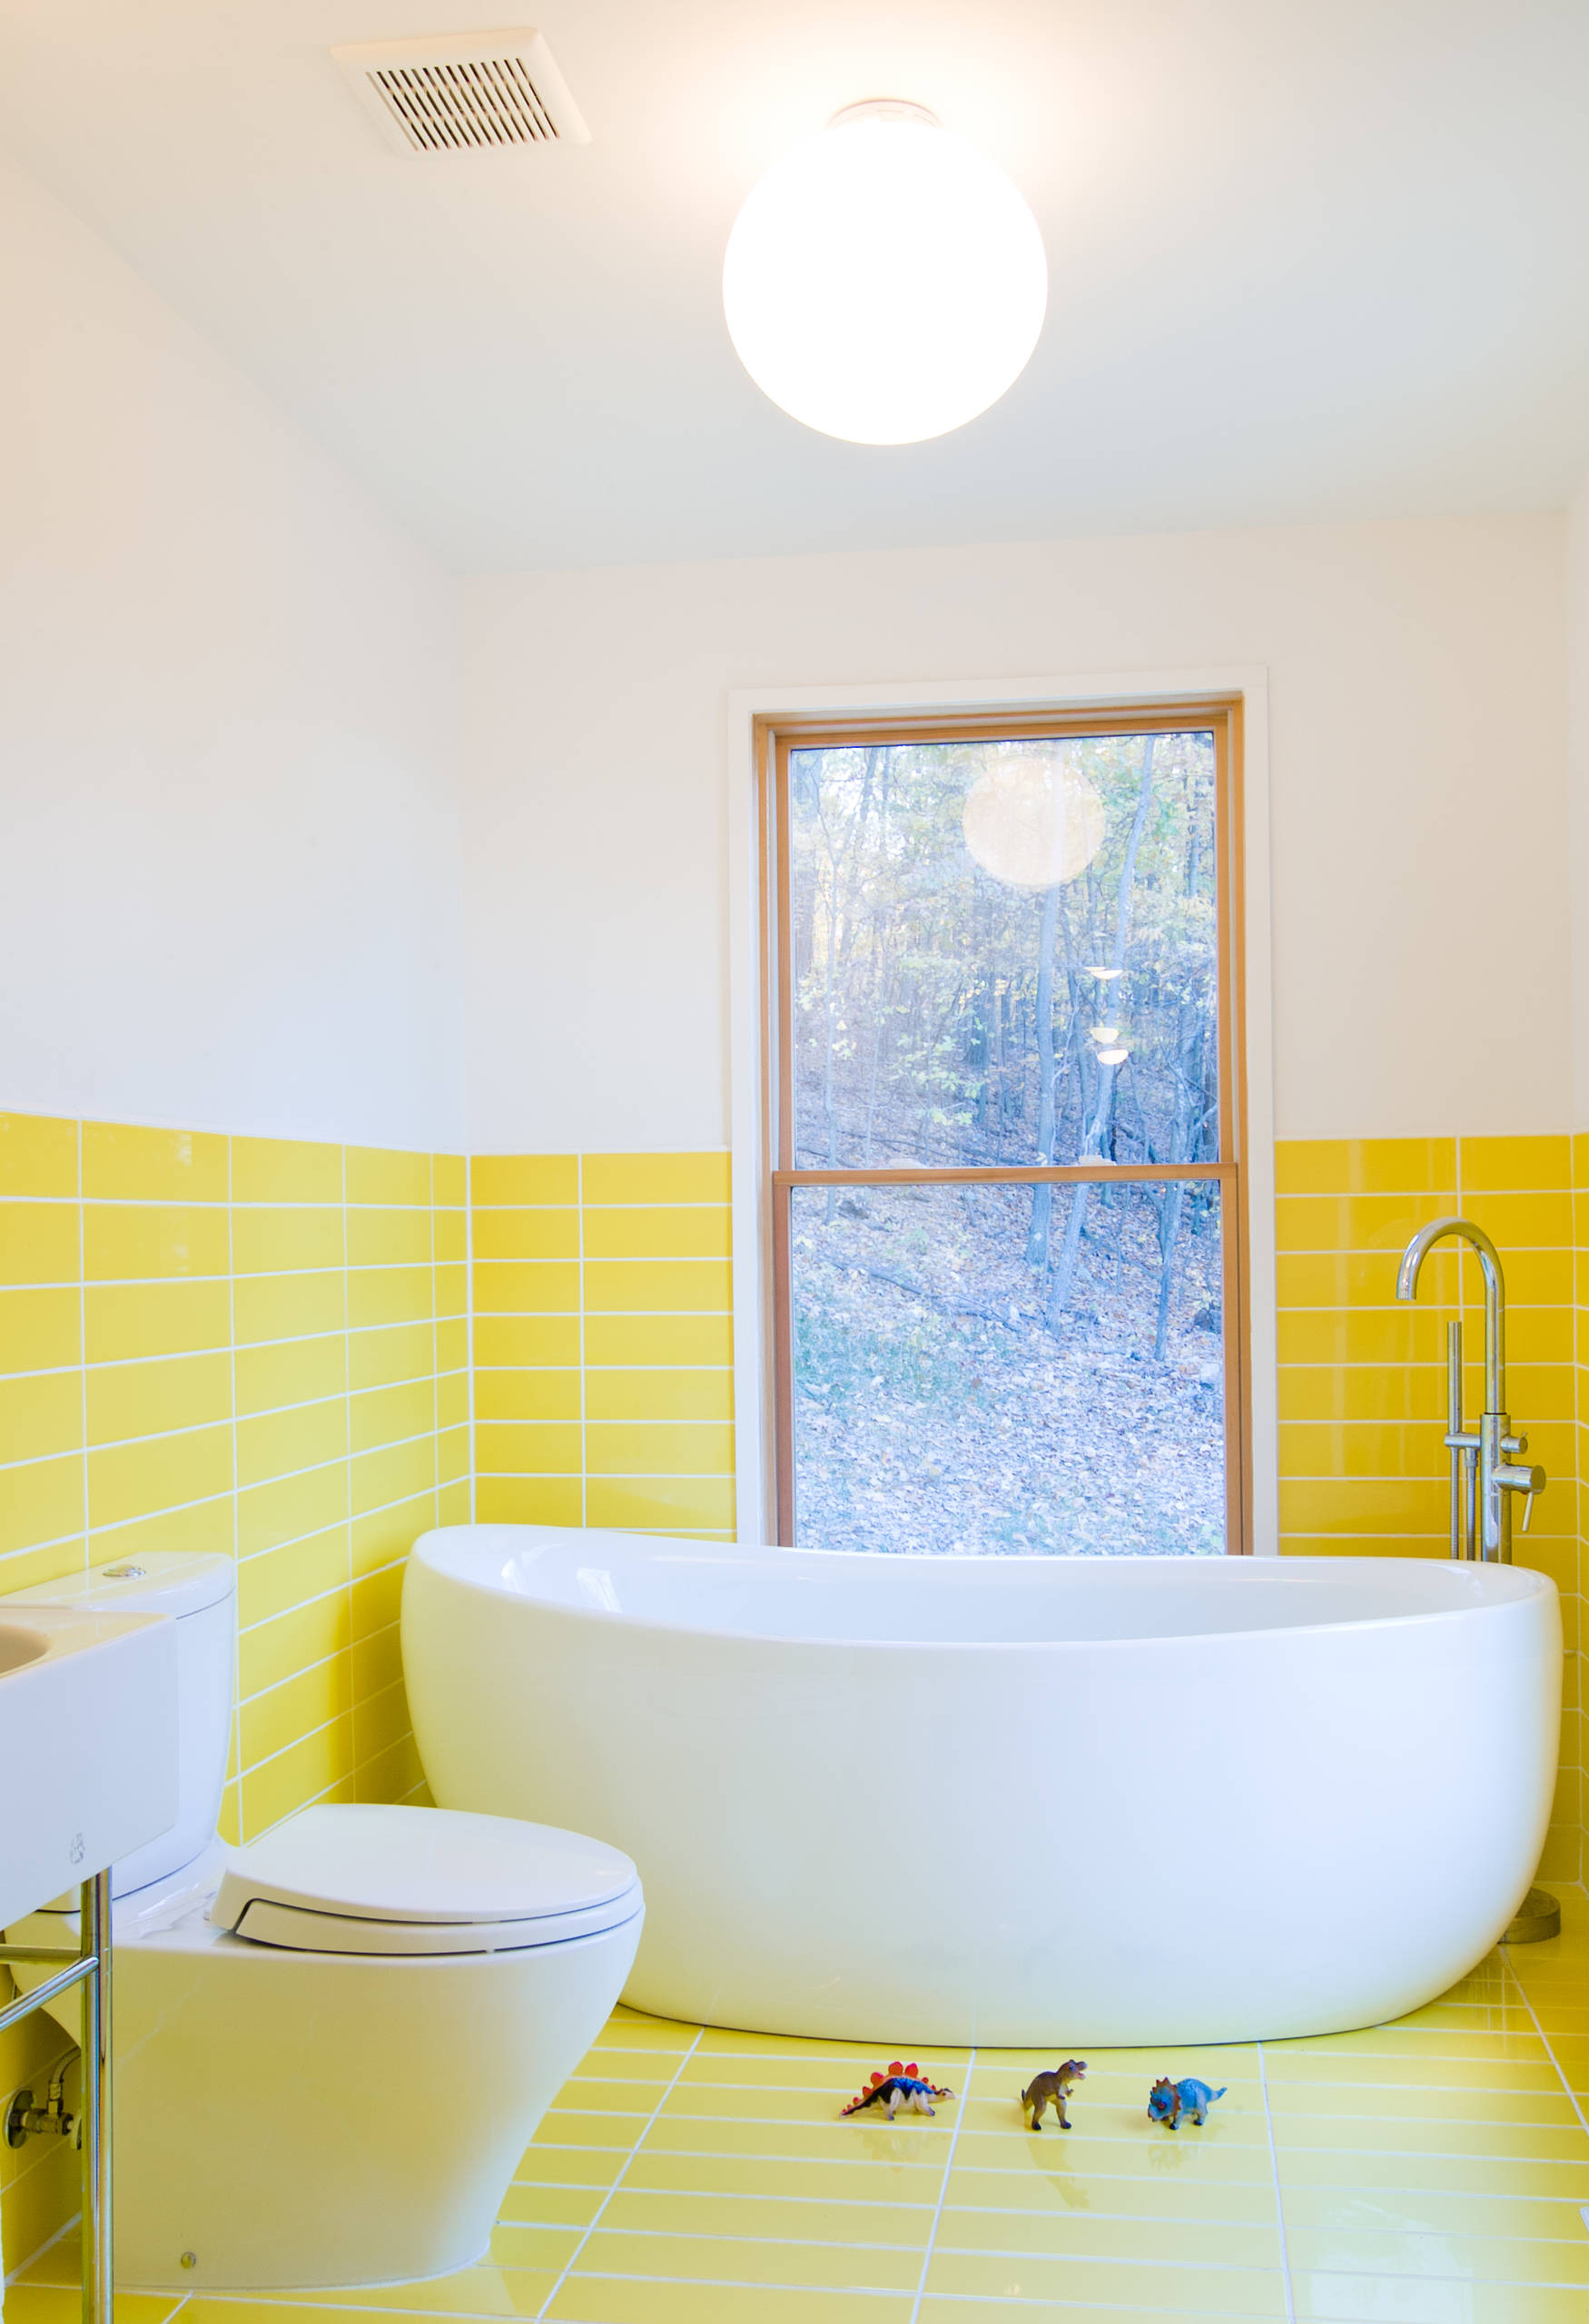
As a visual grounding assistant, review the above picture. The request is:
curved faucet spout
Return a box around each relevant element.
[1396,1217,1504,1418]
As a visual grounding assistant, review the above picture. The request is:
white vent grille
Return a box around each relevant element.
[332,28,589,153]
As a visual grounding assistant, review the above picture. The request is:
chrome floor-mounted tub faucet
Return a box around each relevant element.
[1396,1218,1545,1562]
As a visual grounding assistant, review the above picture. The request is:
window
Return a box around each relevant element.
[759,707,1248,1554]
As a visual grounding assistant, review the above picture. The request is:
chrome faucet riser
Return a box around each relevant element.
[1396,1218,1545,1561]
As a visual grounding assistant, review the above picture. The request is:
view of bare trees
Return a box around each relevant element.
[784,732,1227,1555]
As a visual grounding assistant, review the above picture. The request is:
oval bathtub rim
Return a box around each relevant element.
[406,1527,1559,1657]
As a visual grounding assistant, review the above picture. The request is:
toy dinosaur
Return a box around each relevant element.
[1148,2075,1226,2130]
[1021,2059,1087,2131]
[841,2062,954,2120]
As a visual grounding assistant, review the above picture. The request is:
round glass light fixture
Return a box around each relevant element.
[723,100,1047,445]
[962,743,1105,891]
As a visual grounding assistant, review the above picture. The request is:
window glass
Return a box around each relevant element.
[789,1179,1225,1556]
[788,732,1219,1172]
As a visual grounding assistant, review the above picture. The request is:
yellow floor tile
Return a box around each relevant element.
[597,2189,935,2248]
[567,2227,924,2290]
[919,2308,1215,2324]
[1291,2276,1589,2322]
[548,2282,914,2323]
[498,2180,612,2229]
[924,2247,1288,2311]
[1277,2152,1589,2199]
[951,2126,1276,2181]
[657,2080,945,2129]
[2,2295,183,2324]
[553,2076,673,2114]
[510,2128,631,2184]
[195,2282,560,2320]
[1268,2115,1589,2162]
[25,1899,1589,2324]
[539,2109,662,2151]
[693,2025,972,2064]
[1268,2025,1553,2063]
[1395,1999,1542,2031]
[680,2048,964,2092]
[588,2012,699,2053]
[1287,2223,1589,2284]
[637,2114,943,2168]
[945,2163,1279,2221]
[1262,2052,1564,2093]
[484,2222,585,2272]
[621,2151,943,2205]
[1265,2082,1583,2127]
[935,2206,1284,2269]
[1281,2183,1589,2240]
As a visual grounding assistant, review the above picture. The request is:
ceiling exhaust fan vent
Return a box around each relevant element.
[331,28,589,153]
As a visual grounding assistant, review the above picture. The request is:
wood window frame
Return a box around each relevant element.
[755,699,1253,1553]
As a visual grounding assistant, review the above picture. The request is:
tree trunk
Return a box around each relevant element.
[1153,1180,1185,1361]
[1045,736,1160,1332]
[1025,883,1061,1266]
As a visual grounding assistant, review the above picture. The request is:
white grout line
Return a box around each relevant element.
[0,1326,469,1393]
[0,2199,82,2290]
[1256,2040,1298,2324]
[532,2024,706,2321]
[905,2043,974,2324]
[1506,1932,1589,2141]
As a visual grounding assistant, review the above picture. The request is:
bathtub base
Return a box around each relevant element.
[1505,1884,1561,1943]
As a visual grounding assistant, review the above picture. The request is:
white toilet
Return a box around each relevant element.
[5,1551,643,2291]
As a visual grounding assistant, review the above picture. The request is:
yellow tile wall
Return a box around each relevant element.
[1276,1133,1583,1886]
[471,1152,735,1540]
[0,1108,471,2266]
[0,1110,470,1831]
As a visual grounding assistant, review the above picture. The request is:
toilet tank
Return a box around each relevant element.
[6,1551,234,1897]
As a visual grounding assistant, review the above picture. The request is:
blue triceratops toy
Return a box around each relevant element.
[1148,2075,1226,2130]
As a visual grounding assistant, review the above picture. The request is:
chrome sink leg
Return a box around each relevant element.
[79,1871,111,2324]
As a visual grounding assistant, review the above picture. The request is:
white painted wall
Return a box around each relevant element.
[0,153,463,1150]
[459,512,1567,1151]
[1569,470,1589,1128]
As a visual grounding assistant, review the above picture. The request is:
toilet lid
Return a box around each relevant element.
[209,1805,641,1956]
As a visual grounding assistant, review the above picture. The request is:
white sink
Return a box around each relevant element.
[0,1602,179,1927]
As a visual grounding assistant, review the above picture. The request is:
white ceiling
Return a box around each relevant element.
[3,0,1588,572]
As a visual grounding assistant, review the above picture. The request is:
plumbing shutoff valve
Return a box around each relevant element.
[6,2071,78,2149]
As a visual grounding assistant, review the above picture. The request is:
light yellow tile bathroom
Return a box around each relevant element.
[5,9,1589,2322]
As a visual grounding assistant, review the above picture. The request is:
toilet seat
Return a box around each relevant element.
[210,1802,641,1957]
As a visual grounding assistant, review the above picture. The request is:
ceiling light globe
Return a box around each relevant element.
[723,103,1047,445]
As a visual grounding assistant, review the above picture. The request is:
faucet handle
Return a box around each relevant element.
[1502,1432,1528,1455]
[1502,1463,1546,1533]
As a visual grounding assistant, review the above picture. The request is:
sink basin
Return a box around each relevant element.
[0,1600,179,1927]
[0,1622,50,1677]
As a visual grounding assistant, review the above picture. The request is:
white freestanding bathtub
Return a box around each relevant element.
[402,1525,1560,2046]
